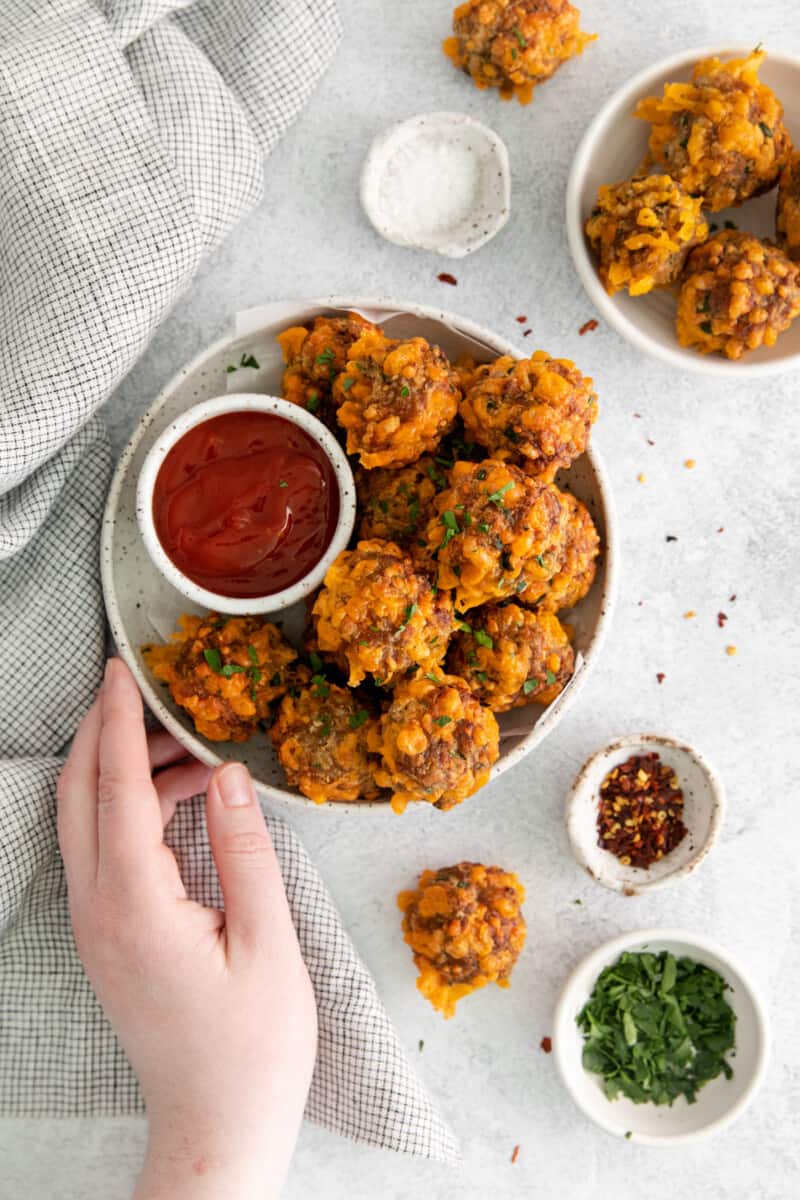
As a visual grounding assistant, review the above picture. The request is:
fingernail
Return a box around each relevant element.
[217,762,254,808]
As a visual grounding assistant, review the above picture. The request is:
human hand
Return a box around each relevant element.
[57,658,318,1199]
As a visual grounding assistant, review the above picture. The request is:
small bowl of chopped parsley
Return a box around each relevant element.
[553,929,769,1142]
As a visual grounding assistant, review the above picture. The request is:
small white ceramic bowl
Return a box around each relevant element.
[565,733,724,895]
[135,393,356,616]
[360,112,511,257]
[553,928,770,1144]
[566,45,800,377]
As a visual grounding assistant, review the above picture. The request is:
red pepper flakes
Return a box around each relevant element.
[717,526,725,533]
[523,328,532,336]
[578,318,599,336]
[597,753,687,869]
[437,272,458,286]
[729,593,736,602]
[511,1145,520,1165]
[656,672,665,684]
[516,314,527,323]
[717,612,728,627]
[647,438,655,445]
[540,1036,552,1053]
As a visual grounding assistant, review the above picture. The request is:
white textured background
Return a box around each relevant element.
[2,1,799,1197]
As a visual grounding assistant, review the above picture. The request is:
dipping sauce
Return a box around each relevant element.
[152,412,339,599]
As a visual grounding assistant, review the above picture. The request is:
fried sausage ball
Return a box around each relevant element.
[355,457,447,551]
[424,460,565,611]
[397,862,526,1017]
[460,352,598,479]
[333,329,459,469]
[539,490,599,612]
[270,683,380,804]
[143,613,307,742]
[585,175,708,296]
[634,52,792,212]
[443,1,595,106]
[447,603,573,710]
[777,149,800,262]
[311,540,454,687]
[277,313,378,427]
[369,674,499,813]
[676,231,800,359]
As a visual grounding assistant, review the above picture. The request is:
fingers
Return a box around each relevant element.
[154,759,212,828]
[56,696,103,888]
[148,729,191,772]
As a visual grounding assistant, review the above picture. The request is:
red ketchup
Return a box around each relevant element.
[152,411,339,599]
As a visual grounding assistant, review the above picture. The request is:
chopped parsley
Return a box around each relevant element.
[341,377,354,391]
[239,352,260,369]
[759,122,773,138]
[203,648,223,672]
[399,603,418,630]
[487,481,513,506]
[439,509,461,549]
[306,390,320,412]
[424,672,441,684]
[309,651,324,673]
[512,27,527,47]
[545,669,557,685]
[312,674,330,699]
[318,716,332,738]
[278,479,288,488]
[435,715,452,727]
[400,385,410,398]
[523,679,539,695]
[474,629,493,649]
[456,620,472,634]
[700,321,713,335]
[315,347,335,365]
[348,709,370,730]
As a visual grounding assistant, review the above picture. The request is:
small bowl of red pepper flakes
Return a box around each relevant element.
[565,734,725,895]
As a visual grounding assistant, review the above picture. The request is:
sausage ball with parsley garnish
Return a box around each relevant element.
[311,540,455,688]
[777,149,800,262]
[538,490,600,613]
[333,329,459,469]
[355,457,448,553]
[143,613,308,743]
[585,175,708,296]
[397,862,526,1018]
[634,51,791,212]
[270,682,380,804]
[443,1,595,106]
[424,460,565,611]
[447,603,573,710]
[369,673,499,813]
[676,231,800,359]
[460,352,598,481]
[277,312,378,427]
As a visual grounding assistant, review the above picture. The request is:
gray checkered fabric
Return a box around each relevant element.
[0,0,460,1167]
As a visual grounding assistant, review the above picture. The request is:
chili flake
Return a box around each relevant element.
[717,612,728,627]
[540,1036,552,1053]
[437,272,458,286]
[578,318,599,335]
[656,672,665,684]
[597,753,687,869]
[511,1145,520,1164]
[516,314,528,323]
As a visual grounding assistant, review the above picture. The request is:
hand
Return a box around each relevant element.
[57,658,317,1199]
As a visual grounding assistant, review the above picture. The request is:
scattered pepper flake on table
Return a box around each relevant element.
[637,472,646,483]
[437,272,458,286]
[418,1039,424,1052]
[578,318,599,335]
[597,752,687,868]
[540,1036,552,1053]
[683,610,696,619]
[726,644,737,656]
[646,438,655,446]
[684,458,696,468]
[656,672,666,684]
[511,1145,520,1165]
[729,593,737,602]
[516,315,527,323]
[717,612,728,627]
[665,534,677,542]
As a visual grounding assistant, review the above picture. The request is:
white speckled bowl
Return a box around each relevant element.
[565,733,724,895]
[566,45,800,377]
[553,928,770,1143]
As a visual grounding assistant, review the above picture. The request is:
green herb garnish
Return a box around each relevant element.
[523,679,539,695]
[474,629,493,649]
[278,479,288,488]
[700,321,713,335]
[399,603,418,630]
[306,390,320,412]
[435,715,452,727]
[312,674,330,699]
[203,648,223,672]
[513,27,527,48]
[315,348,335,365]
[439,509,460,549]
[240,353,259,369]
[342,377,354,391]
[400,385,410,397]
[487,481,513,506]
[348,709,370,730]
[759,122,773,138]
[545,669,557,685]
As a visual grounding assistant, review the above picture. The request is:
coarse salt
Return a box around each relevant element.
[377,134,483,240]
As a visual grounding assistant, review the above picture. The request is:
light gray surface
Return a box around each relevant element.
[2,1,799,1197]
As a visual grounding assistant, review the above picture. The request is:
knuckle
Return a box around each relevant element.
[220,830,274,862]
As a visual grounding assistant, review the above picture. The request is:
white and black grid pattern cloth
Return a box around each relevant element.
[0,0,459,1166]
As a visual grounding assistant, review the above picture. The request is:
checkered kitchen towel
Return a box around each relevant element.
[0,0,459,1165]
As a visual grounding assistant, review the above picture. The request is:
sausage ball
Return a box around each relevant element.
[333,329,459,469]
[443,1,595,106]
[355,457,448,551]
[634,51,792,212]
[585,174,708,296]
[270,683,380,804]
[423,460,565,611]
[143,613,307,742]
[369,674,499,813]
[447,603,573,710]
[460,352,598,479]
[777,149,800,262]
[676,231,800,359]
[539,490,600,613]
[397,862,526,1018]
[277,312,378,428]
[311,540,455,687]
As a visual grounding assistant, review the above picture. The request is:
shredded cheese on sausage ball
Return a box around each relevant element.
[270,683,379,804]
[777,149,800,262]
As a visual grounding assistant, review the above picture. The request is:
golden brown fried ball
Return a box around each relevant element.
[143,613,307,743]
[311,540,454,687]
[369,674,499,813]
[397,862,526,1017]
[333,330,459,469]
[270,682,380,804]
[460,352,598,480]
[634,52,792,213]
[777,149,800,262]
[277,312,377,425]
[443,0,595,106]
[355,457,448,551]
[585,175,708,296]
[539,490,599,612]
[676,231,800,359]
[447,603,573,710]
[424,460,565,611]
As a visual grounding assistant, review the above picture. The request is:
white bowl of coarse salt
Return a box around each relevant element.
[360,111,511,258]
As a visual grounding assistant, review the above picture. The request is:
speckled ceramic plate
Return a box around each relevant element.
[101,297,618,811]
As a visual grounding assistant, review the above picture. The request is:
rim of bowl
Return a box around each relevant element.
[565,44,800,379]
[565,732,726,894]
[135,393,356,616]
[552,926,771,1144]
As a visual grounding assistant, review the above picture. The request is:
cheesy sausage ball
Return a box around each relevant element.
[270,683,379,804]
[539,490,599,612]
[143,613,306,743]
[355,457,447,551]
[634,51,791,212]
[333,329,459,469]
[676,231,800,359]
[424,460,565,611]
[777,149,800,262]
[447,603,573,710]
[369,674,499,813]
[585,175,708,296]
[277,312,377,426]
[460,352,598,480]
[311,540,454,687]
[443,1,595,106]
[397,862,526,1018]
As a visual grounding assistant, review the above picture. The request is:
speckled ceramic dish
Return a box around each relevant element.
[565,733,724,894]
[102,297,617,811]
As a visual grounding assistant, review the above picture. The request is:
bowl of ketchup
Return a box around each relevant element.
[136,394,356,614]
